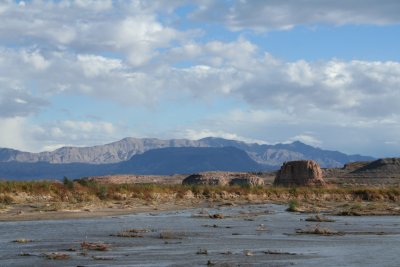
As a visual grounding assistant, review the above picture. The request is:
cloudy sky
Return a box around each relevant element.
[0,0,399,157]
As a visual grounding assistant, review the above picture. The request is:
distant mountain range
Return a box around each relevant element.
[0,137,374,180]
[0,137,372,167]
[118,147,261,175]
[0,147,261,180]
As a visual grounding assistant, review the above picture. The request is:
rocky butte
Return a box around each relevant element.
[274,160,326,186]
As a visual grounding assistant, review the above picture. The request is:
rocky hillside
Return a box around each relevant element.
[199,138,373,168]
[351,158,400,177]
[0,137,373,168]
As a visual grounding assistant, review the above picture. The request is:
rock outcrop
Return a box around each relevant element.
[230,175,264,187]
[182,172,265,187]
[182,174,229,186]
[274,160,325,186]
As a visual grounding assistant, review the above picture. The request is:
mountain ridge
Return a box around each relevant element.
[0,146,263,180]
[0,137,373,168]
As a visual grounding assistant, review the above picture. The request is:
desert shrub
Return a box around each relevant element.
[0,195,14,205]
[190,185,202,196]
[353,189,384,201]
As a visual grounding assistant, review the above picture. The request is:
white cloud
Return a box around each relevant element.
[21,50,51,71]
[286,134,322,146]
[0,84,47,118]
[0,117,123,152]
[30,120,121,152]
[167,38,258,69]
[73,0,113,11]
[0,1,189,67]
[233,57,400,118]
[77,54,123,78]
[1,39,400,121]
[190,0,400,31]
[0,0,399,157]
[115,16,181,66]
[183,129,268,144]
[0,117,30,150]
[60,120,116,135]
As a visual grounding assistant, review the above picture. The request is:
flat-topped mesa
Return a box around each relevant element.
[274,160,326,186]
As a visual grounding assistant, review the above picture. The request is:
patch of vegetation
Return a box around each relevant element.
[286,200,301,212]
[0,180,399,206]
[209,213,224,219]
[305,214,335,222]
[296,225,343,236]
[110,228,150,238]
[44,252,70,260]
[80,241,109,251]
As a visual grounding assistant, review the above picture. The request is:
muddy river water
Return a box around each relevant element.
[0,204,399,266]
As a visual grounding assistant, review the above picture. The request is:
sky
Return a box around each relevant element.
[0,0,399,157]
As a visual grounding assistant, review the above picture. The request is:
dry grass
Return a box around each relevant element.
[336,201,400,216]
[111,228,150,238]
[296,225,343,236]
[0,195,14,205]
[0,180,399,208]
[80,241,109,251]
[44,252,70,260]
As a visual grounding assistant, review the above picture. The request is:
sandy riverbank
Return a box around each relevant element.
[0,199,210,221]
[1,198,400,222]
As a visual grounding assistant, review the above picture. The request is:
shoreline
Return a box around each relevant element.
[0,201,209,222]
[1,198,400,222]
